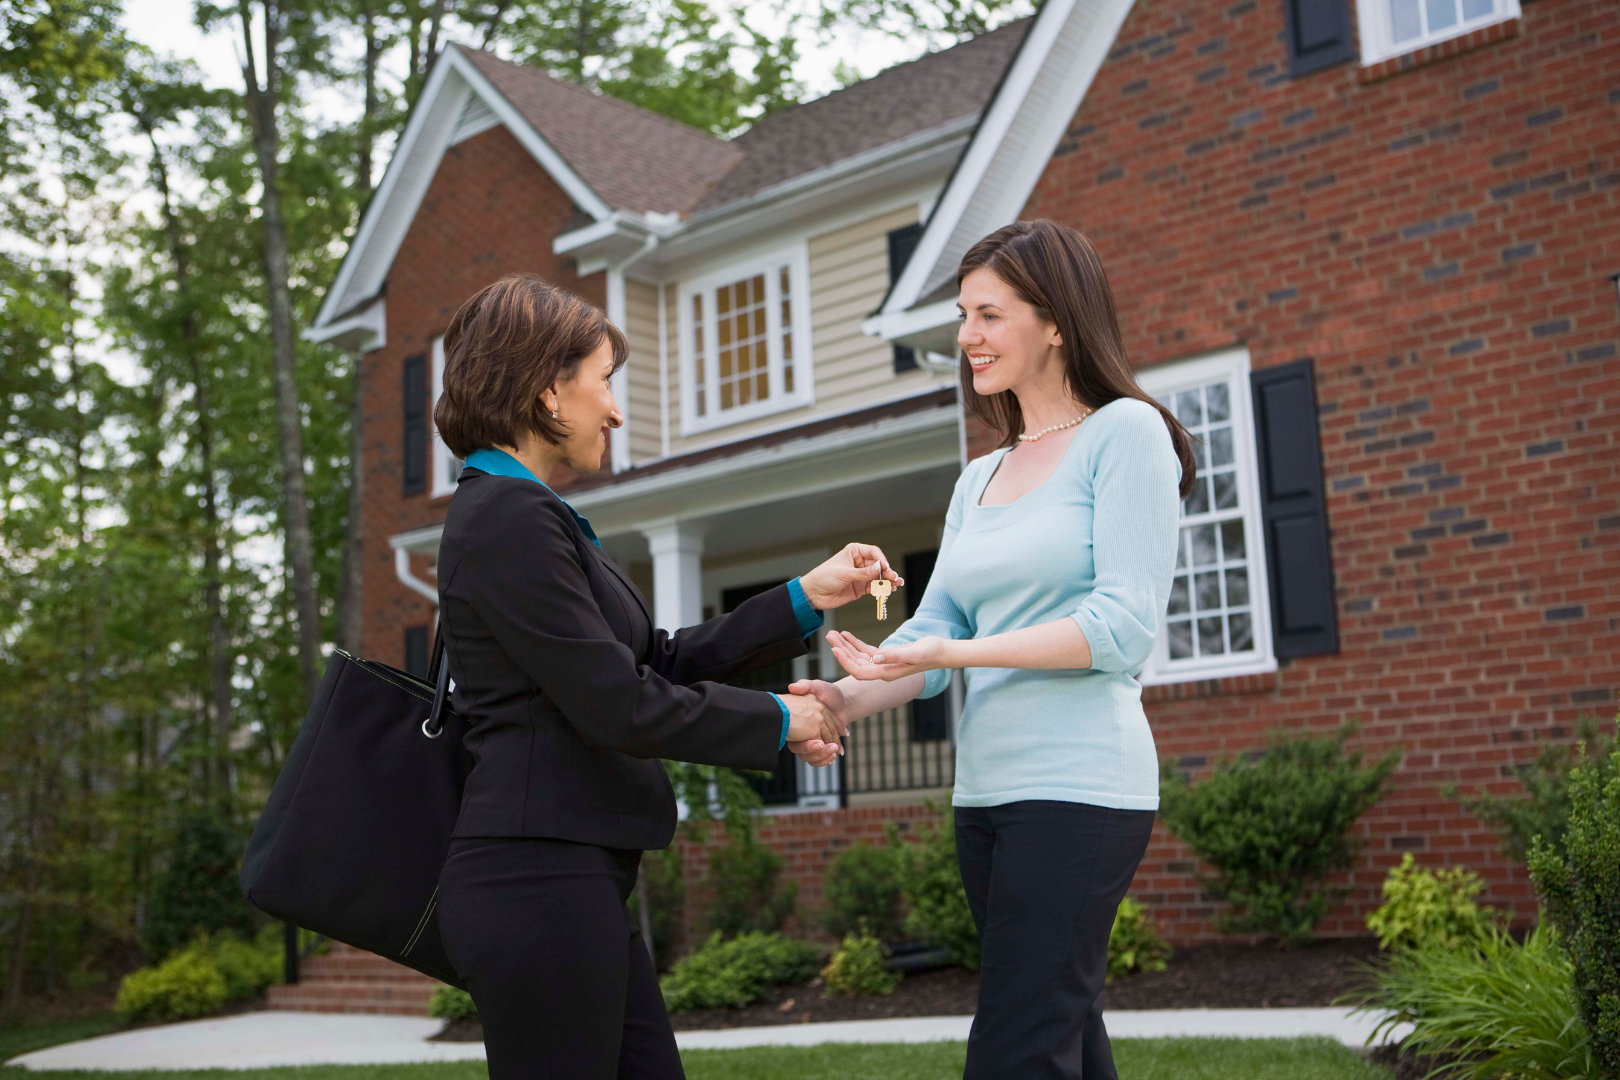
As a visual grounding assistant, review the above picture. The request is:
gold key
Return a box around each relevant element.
[869,578,893,621]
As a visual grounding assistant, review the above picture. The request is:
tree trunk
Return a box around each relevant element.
[238,0,323,709]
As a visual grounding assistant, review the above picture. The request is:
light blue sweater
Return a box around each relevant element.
[878,398,1182,811]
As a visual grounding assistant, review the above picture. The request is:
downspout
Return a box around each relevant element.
[394,546,440,606]
[606,231,660,474]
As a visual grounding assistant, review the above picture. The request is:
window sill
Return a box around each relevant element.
[1142,669,1278,704]
[683,395,813,437]
[1359,17,1518,84]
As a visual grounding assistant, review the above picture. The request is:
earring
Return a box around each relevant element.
[551,409,559,419]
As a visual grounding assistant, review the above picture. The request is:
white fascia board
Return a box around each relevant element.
[313,45,613,332]
[882,0,1137,316]
[303,296,386,352]
[861,298,961,354]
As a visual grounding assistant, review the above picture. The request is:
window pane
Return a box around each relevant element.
[1198,617,1226,656]
[1460,0,1492,16]
[716,284,732,315]
[721,383,733,409]
[712,271,773,412]
[1195,571,1222,611]
[1175,389,1203,427]
[1175,534,1187,570]
[1220,519,1246,560]
[1426,0,1457,31]
[1210,427,1234,467]
[1226,568,1249,607]
[1168,576,1190,615]
[1184,477,1210,516]
[1214,472,1239,510]
[1168,620,1194,659]
[1206,382,1230,422]
[1391,0,1422,40]
[780,266,794,396]
[1191,437,1208,471]
[1191,525,1218,567]
[1230,613,1254,652]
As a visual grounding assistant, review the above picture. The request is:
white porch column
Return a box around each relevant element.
[642,520,706,631]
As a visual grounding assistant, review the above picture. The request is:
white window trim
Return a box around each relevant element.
[1136,348,1278,686]
[677,243,815,436]
[430,335,461,499]
[1355,0,1520,66]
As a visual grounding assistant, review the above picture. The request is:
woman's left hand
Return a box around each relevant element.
[827,629,949,682]
[798,544,903,611]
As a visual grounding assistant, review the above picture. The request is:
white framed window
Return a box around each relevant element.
[1356,0,1519,66]
[1136,348,1277,685]
[677,245,814,434]
[430,335,462,499]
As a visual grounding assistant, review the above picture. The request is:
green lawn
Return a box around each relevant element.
[0,1016,122,1065]
[1,1037,1390,1079]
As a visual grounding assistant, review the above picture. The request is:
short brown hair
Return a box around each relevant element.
[956,220,1197,499]
[433,274,627,459]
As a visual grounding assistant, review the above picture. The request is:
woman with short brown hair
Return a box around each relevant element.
[790,222,1194,1079]
[431,273,900,1078]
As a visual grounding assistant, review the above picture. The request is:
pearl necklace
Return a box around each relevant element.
[1018,406,1093,442]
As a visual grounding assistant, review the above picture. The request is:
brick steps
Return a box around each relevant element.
[264,943,441,1016]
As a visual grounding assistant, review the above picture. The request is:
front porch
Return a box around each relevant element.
[390,391,968,810]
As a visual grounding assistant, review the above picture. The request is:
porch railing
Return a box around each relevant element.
[839,700,954,801]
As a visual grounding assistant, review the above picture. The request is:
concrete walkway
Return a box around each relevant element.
[6,1008,1410,1071]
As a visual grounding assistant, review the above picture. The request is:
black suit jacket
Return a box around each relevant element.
[436,466,807,850]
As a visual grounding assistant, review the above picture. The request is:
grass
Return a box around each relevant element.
[0,1036,1390,1079]
[0,1015,122,1064]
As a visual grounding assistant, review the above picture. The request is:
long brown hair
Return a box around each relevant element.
[956,220,1197,499]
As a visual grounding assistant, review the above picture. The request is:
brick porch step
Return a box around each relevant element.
[264,942,441,1016]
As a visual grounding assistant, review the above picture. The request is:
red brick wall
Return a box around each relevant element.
[1009,0,1619,940]
[360,125,605,666]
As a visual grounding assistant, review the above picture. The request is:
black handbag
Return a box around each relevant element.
[240,628,472,988]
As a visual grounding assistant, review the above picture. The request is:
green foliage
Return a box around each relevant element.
[897,805,980,970]
[1107,898,1172,982]
[1364,854,1502,953]
[209,927,283,1001]
[1353,925,1598,1080]
[706,839,797,936]
[1449,719,1618,865]
[428,985,479,1022]
[821,932,900,997]
[660,931,822,1012]
[1528,746,1620,1075]
[114,949,229,1023]
[144,812,253,958]
[821,831,905,943]
[627,846,687,965]
[1159,726,1401,945]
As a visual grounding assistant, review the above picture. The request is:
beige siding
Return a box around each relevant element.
[624,279,662,463]
[664,204,940,455]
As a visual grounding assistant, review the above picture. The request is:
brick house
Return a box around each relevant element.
[303,0,1618,997]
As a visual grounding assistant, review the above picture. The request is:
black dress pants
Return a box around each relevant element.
[436,837,684,1080]
[956,801,1156,1080]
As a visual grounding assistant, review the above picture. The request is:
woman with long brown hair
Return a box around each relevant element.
[787,220,1195,1078]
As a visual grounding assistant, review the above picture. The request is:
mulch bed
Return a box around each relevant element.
[431,937,1386,1040]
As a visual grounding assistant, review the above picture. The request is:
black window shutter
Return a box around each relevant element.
[1250,358,1339,659]
[402,352,427,496]
[888,223,924,374]
[1283,0,1357,76]
[404,625,429,678]
[903,549,950,742]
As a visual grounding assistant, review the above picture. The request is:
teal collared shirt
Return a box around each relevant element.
[460,447,822,748]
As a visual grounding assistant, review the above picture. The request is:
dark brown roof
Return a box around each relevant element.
[458,18,1028,219]
[690,19,1031,213]
[459,48,743,216]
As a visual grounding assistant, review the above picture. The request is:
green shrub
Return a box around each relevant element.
[706,839,797,936]
[821,932,901,997]
[428,985,478,1021]
[115,949,229,1023]
[821,832,905,943]
[1352,925,1597,1080]
[1529,745,1620,1076]
[1364,854,1501,953]
[660,931,821,1012]
[627,846,686,966]
[1107,898,1172,982]
[1449,717,1617,866]
[897,806,979,970]
[207,931,281,1001]
[144,812,254,959]
[1159,725,1400,945]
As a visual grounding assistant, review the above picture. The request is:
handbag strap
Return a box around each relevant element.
[423,620,451,739]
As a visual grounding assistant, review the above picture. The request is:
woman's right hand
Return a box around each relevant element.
[781,689,844,748]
